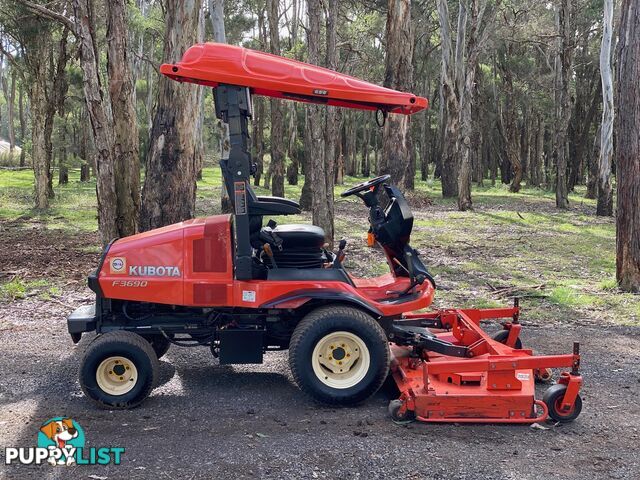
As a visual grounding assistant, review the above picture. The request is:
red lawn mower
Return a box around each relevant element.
[68,43,583,423]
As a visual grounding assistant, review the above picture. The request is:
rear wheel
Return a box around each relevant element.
[80,331,158,409]
[289,305,389,405]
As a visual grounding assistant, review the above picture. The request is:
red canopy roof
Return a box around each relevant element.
[160,43,428,115]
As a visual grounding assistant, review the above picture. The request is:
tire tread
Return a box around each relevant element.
[80,330,159,409]
[288,305,389,405]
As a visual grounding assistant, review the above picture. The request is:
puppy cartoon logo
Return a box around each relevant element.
[37,417,85,466]
[110,257,126,274]
[4,417,124,466]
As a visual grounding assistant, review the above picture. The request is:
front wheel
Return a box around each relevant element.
[288,305,390,405]
[79,331,158,409]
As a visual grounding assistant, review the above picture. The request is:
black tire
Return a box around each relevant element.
[288,305,390,405]
[543,384,582,423]
[80,331,158,409]
[141,334,171,359]
[388,399,415,424]
[492,329,523,349]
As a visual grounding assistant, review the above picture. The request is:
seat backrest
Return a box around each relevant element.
[220,160,301,216]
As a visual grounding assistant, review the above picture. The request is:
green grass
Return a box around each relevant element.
[0,168,97,232]
[0,278,56,301]
[1,165,637,325]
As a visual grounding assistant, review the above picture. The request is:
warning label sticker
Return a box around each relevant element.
[242,290,256,303]
[234,181,247,215]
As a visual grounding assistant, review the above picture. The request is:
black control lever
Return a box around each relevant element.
[259,224,283,251]
[263,244,278,268]
[399,251,425,296]
[333,239,347,267]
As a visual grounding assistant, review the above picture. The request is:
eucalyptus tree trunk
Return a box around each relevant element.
[457,0,493,210]
[252,96,265,186]
[363,117,371,177]
[305,0,333,243]
[72,0,118,242]
[267,0,285,197]
[438,0,462,197]
[208,0,226,39]
[58,122,68,185]
[319,0,338,246]
[585,125,599,198]
[286,103,299,185]
[614,0,640,292]
[18,84,26,167]
[553,0,576,209]
[140,0,202,230]
[597,0,614,216]
[209,0,233,212]
[381,0,415,190]
[286,3,300,186]
[1,70,17,152]
[253,3,267,188]
[24,28,58,210]
[300,0,320,211]
[107,0,140,236]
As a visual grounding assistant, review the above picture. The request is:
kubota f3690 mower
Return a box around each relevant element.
[68,43,583,423]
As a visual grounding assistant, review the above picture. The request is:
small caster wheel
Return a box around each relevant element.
[543,384,582,423]
[388,399,415,424]
[492,330,523,349]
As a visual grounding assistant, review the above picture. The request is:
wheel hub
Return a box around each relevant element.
[96,356,138,396]
[311,331,371,389]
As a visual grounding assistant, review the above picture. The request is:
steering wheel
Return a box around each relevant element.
[340,174,391,198]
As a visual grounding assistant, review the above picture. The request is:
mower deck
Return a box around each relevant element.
[389,305,583,423]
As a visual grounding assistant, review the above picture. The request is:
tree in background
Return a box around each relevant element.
[71,0,119,243]
[614,0,640,292]
[456,0,497,211]
[380,0,414,191]
[209,0,233,213]
[140,0,202,230]
[437,0,461,198]
[305,0,333,244]
[16,0,142,242]
[596,0,613,216]
[553,0,576,209]
[267,0,285,198]
[107,0,140,236]
[321,0,337,244]
[0,65,17,153]
[1,1,71,209]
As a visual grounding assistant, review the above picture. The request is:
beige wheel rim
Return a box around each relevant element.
[96,356,138,395]
[311,331,370,389]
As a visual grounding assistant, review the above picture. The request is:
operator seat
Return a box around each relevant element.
[269,224,325,248]
[219,164,325,250]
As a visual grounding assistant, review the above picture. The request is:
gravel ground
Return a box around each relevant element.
[1,292,639,480]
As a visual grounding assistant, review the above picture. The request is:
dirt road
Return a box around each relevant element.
[1,292,639,479]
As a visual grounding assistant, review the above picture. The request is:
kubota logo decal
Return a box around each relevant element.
[109,257,126,274]
[128,265,181,277]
